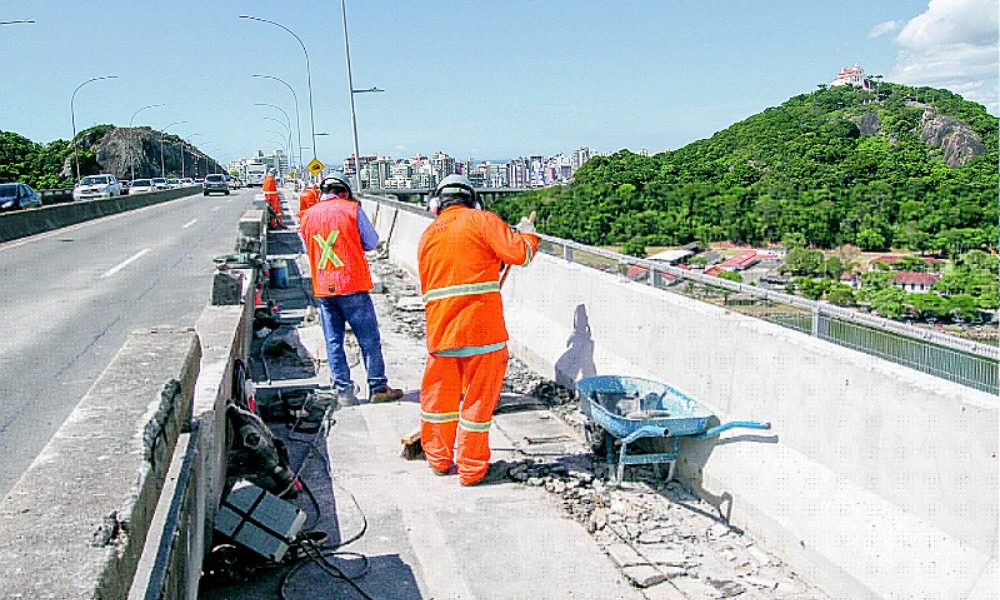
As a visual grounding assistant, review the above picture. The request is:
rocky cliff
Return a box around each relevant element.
[61,126,222,180]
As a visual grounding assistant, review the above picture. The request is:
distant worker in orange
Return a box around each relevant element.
[262,169,284,228]
[417,174,539,486]
[298,181,319,222]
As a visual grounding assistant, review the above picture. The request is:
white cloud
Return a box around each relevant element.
[888,0,999,113]
[869,20,901,38]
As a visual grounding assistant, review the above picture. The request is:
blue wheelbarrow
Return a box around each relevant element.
[577,376,771,485]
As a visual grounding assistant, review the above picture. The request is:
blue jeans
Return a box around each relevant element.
[316,292,389,395]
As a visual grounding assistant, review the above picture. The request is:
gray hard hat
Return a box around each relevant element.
[320,172,353,197]
[434,174,477,201]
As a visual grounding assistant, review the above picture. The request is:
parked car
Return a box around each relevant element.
[203,174,230,196]
[166,178,181,188]
[130,179,156,194]
[73,174,121,201]
[120,180,131,195]
[0,182,42,211]
[151,177,169,190]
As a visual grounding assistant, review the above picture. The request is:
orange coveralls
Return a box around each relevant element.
[262,175,283,226]
[417,205,539,484]
[298,186,318,221]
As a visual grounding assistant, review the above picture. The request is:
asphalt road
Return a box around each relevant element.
[0,188,257,497]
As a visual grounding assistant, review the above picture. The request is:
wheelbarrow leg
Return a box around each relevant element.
[614,441,629,486]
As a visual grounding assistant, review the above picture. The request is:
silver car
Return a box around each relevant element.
[73,174,121,200]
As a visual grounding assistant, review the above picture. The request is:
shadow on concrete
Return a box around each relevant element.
[554,304,597,388]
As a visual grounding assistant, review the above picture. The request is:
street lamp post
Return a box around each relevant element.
[340,0,383,192]
[183,133,203,178]
[240,16,317,162]
[261,114,293,170]
[128,103,164,180]
[252,74,304,174]
[71,75,118,182]
[256,103,294,169]
[159,120,188,178]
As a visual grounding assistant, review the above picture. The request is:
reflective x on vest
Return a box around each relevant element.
[313,231,345,269]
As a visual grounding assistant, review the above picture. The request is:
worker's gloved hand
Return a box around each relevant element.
[515,217,536,235]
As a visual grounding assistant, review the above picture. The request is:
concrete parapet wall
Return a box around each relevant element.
[0,187,200,244]
[362,198,999,599]
[0,329,200,599]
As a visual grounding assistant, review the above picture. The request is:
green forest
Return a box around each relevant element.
[493,83,998,258]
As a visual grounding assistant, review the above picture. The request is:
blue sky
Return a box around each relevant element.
[1,0,995,167]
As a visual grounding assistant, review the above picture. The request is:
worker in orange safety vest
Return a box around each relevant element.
[297,181,319,222]
[417,174,539,486]
[262,170,283,228]
[300,172,403,406]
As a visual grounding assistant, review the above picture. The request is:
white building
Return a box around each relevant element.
[831,64,873,90]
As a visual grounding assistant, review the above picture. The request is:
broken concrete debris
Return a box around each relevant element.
[366,253,827,599]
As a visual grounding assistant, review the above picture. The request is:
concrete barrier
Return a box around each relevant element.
[0,329,201,599]
[0,187,200,244]
[361,196,998,599]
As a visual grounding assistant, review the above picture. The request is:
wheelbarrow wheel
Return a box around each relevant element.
[585,424,607,454]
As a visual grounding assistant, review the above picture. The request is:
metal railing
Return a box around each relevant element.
[365,195,999,394]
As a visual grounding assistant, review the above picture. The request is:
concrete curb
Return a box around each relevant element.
[0,187,200,244]
[0,329,201,599]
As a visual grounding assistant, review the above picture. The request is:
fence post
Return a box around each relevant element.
[811,306,821,338]
[563,244,573,262]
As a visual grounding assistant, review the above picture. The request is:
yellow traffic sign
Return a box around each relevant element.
[307,159,325,175]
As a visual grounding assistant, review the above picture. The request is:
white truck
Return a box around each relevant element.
[243,161,267,187]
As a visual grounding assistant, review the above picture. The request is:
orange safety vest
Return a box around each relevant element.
[298,188,318,220]
[300,198,373,297]
[417,205,539,354]
[262,175,277,194]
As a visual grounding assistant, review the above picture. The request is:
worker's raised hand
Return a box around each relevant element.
[515,217,536,235]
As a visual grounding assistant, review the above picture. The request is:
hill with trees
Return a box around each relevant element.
[0,126,220,188]
[493,82,997,258]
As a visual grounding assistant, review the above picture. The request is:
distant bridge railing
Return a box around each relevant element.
[366,193,999,394]
[365,187,528,203]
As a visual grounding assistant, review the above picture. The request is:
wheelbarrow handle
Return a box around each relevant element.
[621,425,670,445]
[693,420,771,440]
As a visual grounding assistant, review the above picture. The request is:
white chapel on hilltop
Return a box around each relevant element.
[830,64,873,90]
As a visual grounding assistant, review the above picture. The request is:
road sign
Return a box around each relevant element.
[307,159,325,175]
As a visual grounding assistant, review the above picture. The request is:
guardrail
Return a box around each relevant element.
[363,193,998,393]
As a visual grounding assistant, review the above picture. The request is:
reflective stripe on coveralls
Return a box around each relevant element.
[419,346,509,484]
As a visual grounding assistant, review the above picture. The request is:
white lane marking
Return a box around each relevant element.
[182,218,198,229]
[100,248,151,278]
[211,206,220,212]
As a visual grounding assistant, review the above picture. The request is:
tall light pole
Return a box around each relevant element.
[240,16,317,162]
[128,103,164,180]
[266,130,290,175]
[340,0,383,193]
[159,120,188,177]
[255,103,294,166]
[185,133,203,177]
[71,75,117,181]
[252,74,303,173]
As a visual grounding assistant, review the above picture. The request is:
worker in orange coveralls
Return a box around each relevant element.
[262,170,283,228]
[297,181,319,222]
[417,174,539,486]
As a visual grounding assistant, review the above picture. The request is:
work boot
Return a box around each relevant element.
[431,464,457,477]
[370,386,404,404]
[461,461,512,487]
[336,390,358,408]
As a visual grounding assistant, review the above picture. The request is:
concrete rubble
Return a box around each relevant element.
[372,256,830,600]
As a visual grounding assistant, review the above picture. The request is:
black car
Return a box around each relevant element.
[0,182,42,211]
[203,174,230,196]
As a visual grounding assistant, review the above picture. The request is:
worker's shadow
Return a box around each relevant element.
[554,304,597,388]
